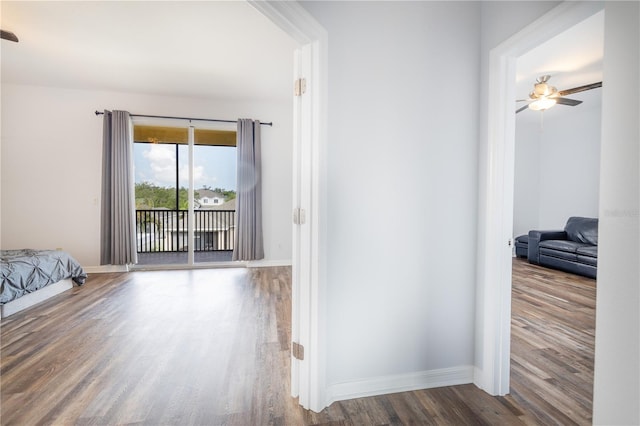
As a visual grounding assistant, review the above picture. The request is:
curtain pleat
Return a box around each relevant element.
[100,110,138,265]
[232,119,264,261]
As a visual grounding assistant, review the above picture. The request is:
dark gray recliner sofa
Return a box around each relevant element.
[526,216,598,279]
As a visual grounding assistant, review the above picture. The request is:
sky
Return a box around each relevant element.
[134,143,237,191]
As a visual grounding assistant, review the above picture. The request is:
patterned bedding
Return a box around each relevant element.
[0,249,87,304]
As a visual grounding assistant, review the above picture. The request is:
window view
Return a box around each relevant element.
[133,125,237,265]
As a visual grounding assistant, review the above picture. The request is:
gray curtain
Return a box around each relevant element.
[233,119,264,261]
[100,110,138,265]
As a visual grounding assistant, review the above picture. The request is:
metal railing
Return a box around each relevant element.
[135,209,235,253]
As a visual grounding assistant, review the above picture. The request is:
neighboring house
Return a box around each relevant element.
[195,189,225,208]
[205,197,236,211]
[166,209,235,252]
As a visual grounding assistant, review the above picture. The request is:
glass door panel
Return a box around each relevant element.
[133,124,236,266]
[193,144,236,264]
[133,141,188,266]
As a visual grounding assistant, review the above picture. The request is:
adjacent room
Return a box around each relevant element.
[508,10,603,424]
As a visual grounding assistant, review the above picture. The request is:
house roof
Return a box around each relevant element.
[195,189,224,199]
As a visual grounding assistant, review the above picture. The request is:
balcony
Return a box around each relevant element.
[136,209,235,265]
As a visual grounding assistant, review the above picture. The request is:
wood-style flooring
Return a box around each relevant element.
[509,257,596,425]
[0,260,595,425]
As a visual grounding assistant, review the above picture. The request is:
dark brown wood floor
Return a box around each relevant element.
[1,261,595,425]
[509,257,595,426]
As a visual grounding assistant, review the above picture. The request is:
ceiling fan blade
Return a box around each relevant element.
[0,30,19,42]
[516,105,529,114]
[558,81,602,96]
[555,97,583,107]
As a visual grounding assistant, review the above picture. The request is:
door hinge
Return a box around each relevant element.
[294,78,307,96]
[293,207,306,225]
[292,341,305,361]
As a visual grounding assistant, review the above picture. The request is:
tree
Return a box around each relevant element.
[136,182,235,209]
[135,182,191,210]
[212,187,236,201]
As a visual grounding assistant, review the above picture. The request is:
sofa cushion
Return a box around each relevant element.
[514,235,528,258]
[565,217,598,245]
[540,247,578,262]
[576,245,598,258]
[539,239,594,263]
[540,255,597,279]
[577,254,598,267]
[539,239,585,254]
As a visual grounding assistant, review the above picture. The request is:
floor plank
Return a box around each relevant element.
[509,258,595,426]
[1,261,595,425]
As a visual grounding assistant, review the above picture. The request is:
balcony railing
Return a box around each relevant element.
[135,209,235,254]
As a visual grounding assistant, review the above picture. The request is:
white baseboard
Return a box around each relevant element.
[130,262,246,271]
[86,260,291,273]
[83,265,129,273]
[325,365,474,406]
[247,259,292,268]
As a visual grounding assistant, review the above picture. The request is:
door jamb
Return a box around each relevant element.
[248,1,328,412]
[476,0,604,395]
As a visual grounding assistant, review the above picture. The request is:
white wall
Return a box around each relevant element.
[0,84,293,267]
[593,2,639,424]
[513,118,541,238]
[302,1,481,401]
[513,103,601,237]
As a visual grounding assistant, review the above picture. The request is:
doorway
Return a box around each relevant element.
[508,12,603,422]
[476,1,604,396]
[250,1,328,412]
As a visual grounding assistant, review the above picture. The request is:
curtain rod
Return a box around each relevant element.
[94,110,273,126]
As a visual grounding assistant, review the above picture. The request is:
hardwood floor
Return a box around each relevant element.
[509,257,596,426]
[0,261,595,425]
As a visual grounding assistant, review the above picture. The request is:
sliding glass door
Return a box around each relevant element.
[132,122,237,266]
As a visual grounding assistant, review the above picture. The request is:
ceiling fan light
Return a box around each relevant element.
[529,97,557,111]
[533,83,558,97]
[534,83,549,96]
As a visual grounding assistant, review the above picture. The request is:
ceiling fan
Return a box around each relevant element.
[0,29,19,42]
[516,75,602,113]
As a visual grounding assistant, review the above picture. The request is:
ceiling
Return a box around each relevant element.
[0,1,298,102]
[1,3,604,111]
[516,10,604,122]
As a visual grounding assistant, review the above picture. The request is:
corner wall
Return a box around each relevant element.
[0,84,293,267]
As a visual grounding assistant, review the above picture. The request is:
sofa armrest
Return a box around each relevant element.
[527,230,567,264]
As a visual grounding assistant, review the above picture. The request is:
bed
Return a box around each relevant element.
[1,249,87,318]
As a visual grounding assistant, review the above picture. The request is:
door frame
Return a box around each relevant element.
[248,1,328,412]
[475,0,604,395]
